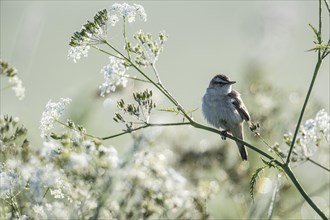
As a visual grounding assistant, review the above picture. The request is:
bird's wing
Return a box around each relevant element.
[228,90,250,121]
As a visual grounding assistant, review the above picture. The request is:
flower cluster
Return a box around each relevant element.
[1,60,25,100]
[68,3,147,63]
[39,98,72,138]
[109,150,197,219]
[68,9,108,62]
[99,56,128,96]
[128,30,168,67]
[109,3,147,25]
[0,115,28,162]
[9,76,25,100]
[114,89,156,125]
[273,109,330,162]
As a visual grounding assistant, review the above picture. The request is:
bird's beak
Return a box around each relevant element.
[228,80,236,84]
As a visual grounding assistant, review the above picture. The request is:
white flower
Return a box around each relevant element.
[69,152,90,170]
[99,56,128,96]
[133,4,147,22]
[26,164,63,202]
[99,145,119,169]
[67,45,90,63]
[284,109,330,162]
[109,3,147,25]
[0,170,19,197]
[50,188,64,199]
[108,14,119,26]
[9,75,25,100]
[40,98,72,137]
[41,141,61,159]
[315,109,329,133]
[33,204,47,219]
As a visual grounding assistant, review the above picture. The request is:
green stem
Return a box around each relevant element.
[102,122,190,140]
[281,164,328,220]
[90,45,125,60]
[122,74,151,83]
[286,58,322,164]
[123,16,131,60]
[151,63,162,84]
[55,120,100,140]
[324,0,330,13]
[307,158,330,172]
[189,120,276,161]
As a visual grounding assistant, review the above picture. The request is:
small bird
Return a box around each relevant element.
[202,74,250,160]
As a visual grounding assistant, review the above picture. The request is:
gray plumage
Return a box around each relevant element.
[202,74,250,160]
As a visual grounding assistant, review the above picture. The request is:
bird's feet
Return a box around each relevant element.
[220,130,228,140]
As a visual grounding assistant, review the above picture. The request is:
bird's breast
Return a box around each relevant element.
[202,92,242,130]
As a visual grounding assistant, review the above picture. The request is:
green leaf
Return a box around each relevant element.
[158,107,198,116]
[185,108,199,115]
[158,108,180,115]
[308,23,318,37]
[250,165,266,201]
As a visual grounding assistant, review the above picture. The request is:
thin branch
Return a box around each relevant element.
[55,120,100,140]
[189,120,276,162]
[90,45,125,60]
[151,63,162,84]
[123,16,131,60]
[324,0,330,14]
[102,122,190,140]
[307,157,330,172]
[124,75,151,83]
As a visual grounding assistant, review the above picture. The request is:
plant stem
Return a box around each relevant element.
[286,58,322,164]
[324,0,330,13]
[123,17,131,60]
[55,120,100,140]
[151,63,162,84]
[281,164,328,220]
[307,158,330,172]
[124,75,151,83]
[189,120,276,161]
[90,45,125,60]
[102,122,190,140]
[286,0,324,164]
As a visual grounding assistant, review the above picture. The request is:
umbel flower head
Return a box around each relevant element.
[99,56,128,96]
[40,98,72,138]
[279,109,330,162]
[0,60,25,100]
[68,3,147,63]
[129,30,168,67]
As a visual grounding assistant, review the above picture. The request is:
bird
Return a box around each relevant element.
[202,74,250,160]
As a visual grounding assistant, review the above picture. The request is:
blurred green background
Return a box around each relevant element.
[1,1,329,219]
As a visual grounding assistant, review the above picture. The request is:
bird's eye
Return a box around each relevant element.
[214,81,225,86]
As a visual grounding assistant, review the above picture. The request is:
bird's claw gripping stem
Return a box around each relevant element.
[220,130,228,140]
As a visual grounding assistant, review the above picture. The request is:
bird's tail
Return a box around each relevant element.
[231,124,248,161]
